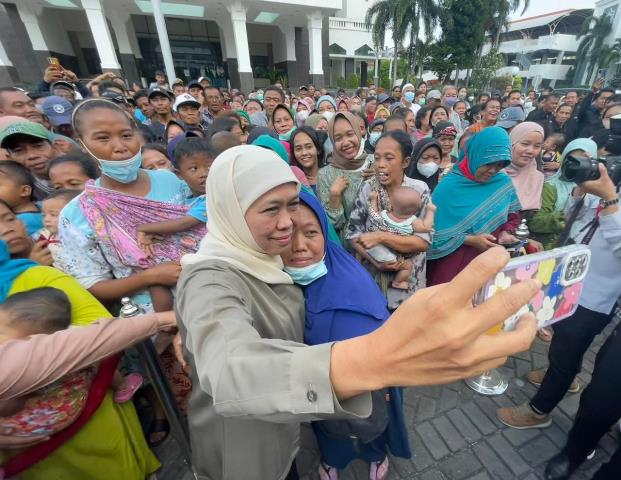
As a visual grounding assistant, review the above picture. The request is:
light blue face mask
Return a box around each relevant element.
[95,150,143,183]
[404,91,415,103]
[278,127,296,141]
[285,259,328,285]
[256,94,264,102]
[369,131,382,146]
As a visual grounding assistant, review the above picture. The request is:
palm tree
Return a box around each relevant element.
[365,0,407,86]
[401,0,440,78]
[577,15,613,84]
[488,0,530,48]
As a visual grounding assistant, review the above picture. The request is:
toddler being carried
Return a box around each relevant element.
[367,187,435,290]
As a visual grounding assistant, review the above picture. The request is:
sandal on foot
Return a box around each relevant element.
[114,373,144,403]
[318,462,338,480]
[369,457,389,480]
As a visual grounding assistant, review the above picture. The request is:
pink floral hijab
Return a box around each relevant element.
[506,122,545,210]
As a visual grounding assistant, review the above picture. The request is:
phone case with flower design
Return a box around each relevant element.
[473,245,591,331]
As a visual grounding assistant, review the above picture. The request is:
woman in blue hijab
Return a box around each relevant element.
[427,126,522,285]
[280,190,410,480]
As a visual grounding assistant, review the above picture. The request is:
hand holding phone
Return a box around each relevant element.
[473,245,591,331]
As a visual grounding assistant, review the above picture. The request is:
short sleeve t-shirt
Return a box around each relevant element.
[186,195,207,223]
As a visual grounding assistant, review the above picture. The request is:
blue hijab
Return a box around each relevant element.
[0,240,36,302]
[429,126,521,260]
[299,191,388,345]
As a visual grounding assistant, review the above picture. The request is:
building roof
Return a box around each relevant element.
[507,9,578,32]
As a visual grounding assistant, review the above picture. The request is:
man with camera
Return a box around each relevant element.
[498,159,621,478]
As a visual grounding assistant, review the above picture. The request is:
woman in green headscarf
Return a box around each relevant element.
[528,138,599,250]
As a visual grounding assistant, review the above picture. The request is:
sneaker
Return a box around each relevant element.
[497,402,552,429]
[526,369,581,394]
[318,462,338,480]
[369,457,389,480]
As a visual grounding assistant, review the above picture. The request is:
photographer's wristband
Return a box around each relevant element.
[600,197,619,209]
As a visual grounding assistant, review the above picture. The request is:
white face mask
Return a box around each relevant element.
[296,110,309,126]
[417,161,440,178]
[322,111,335,122]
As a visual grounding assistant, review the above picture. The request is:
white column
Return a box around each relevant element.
[227,1,252,74]
[16,2,48,52]
[108,13,133,57]
[307,11,323,76]
[81,0,121,71]
[550,50,565,88]
[279,26,296,62]
[0,39,13,68]
[151,0,176,82]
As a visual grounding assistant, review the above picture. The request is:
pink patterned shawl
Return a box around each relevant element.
[78,181,206,269]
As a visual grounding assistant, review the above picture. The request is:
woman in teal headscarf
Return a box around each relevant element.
[528,138,598,250]
[427,126,522,285]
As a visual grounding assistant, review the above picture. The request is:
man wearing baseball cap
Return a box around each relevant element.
[0,120,59,199]
[50,81,77,104]
[426,89,442,107]
[188,80,202,100]
[173,93,206,130]
[496,106,526,132]
[148,87,175,143]
[41,95,74,138]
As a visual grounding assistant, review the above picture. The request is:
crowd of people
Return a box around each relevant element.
[0,62,619,480]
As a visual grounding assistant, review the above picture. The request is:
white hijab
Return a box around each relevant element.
[181,145,299,284]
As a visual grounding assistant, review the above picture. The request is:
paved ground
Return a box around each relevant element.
[154,317,619,480]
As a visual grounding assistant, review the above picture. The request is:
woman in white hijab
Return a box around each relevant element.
[176,145,540,480]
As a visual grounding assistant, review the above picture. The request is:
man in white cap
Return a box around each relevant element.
[174,93,207,130]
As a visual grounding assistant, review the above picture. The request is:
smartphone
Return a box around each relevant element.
[47,57,60,66]
[473,245,591,331]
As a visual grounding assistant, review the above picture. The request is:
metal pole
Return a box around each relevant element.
[136,339,199,479]
[151,0,176,84]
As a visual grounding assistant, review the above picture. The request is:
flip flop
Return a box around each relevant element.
[114,373,144,403]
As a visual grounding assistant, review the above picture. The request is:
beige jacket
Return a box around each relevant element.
[177,260,372,480]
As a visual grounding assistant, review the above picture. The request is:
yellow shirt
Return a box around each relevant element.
[4,266,159,480]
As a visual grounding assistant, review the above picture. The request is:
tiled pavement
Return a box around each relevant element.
[155,317,619,480]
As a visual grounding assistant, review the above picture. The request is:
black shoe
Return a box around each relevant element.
[545,452,579,480]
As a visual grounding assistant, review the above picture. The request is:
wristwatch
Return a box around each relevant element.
[600,197,619,208]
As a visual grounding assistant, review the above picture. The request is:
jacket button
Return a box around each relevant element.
[307,390,318,402]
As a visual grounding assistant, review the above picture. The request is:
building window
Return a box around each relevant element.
[329,43,346,55]
[354,44,374,56]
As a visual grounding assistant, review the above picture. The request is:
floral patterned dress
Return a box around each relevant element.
[346,176,432,309]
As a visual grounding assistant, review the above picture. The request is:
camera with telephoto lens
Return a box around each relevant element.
[561,154,621,185]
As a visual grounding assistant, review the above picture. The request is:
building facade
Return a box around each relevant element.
[484,7,595,89]
[0,0,387,91]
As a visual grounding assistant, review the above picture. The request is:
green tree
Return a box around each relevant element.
[365,0,407,85]
[347,74,361,89]
[427,0,490,82]
[464,0,529,87]
[470,48,505,93]
[577,15,613,84]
